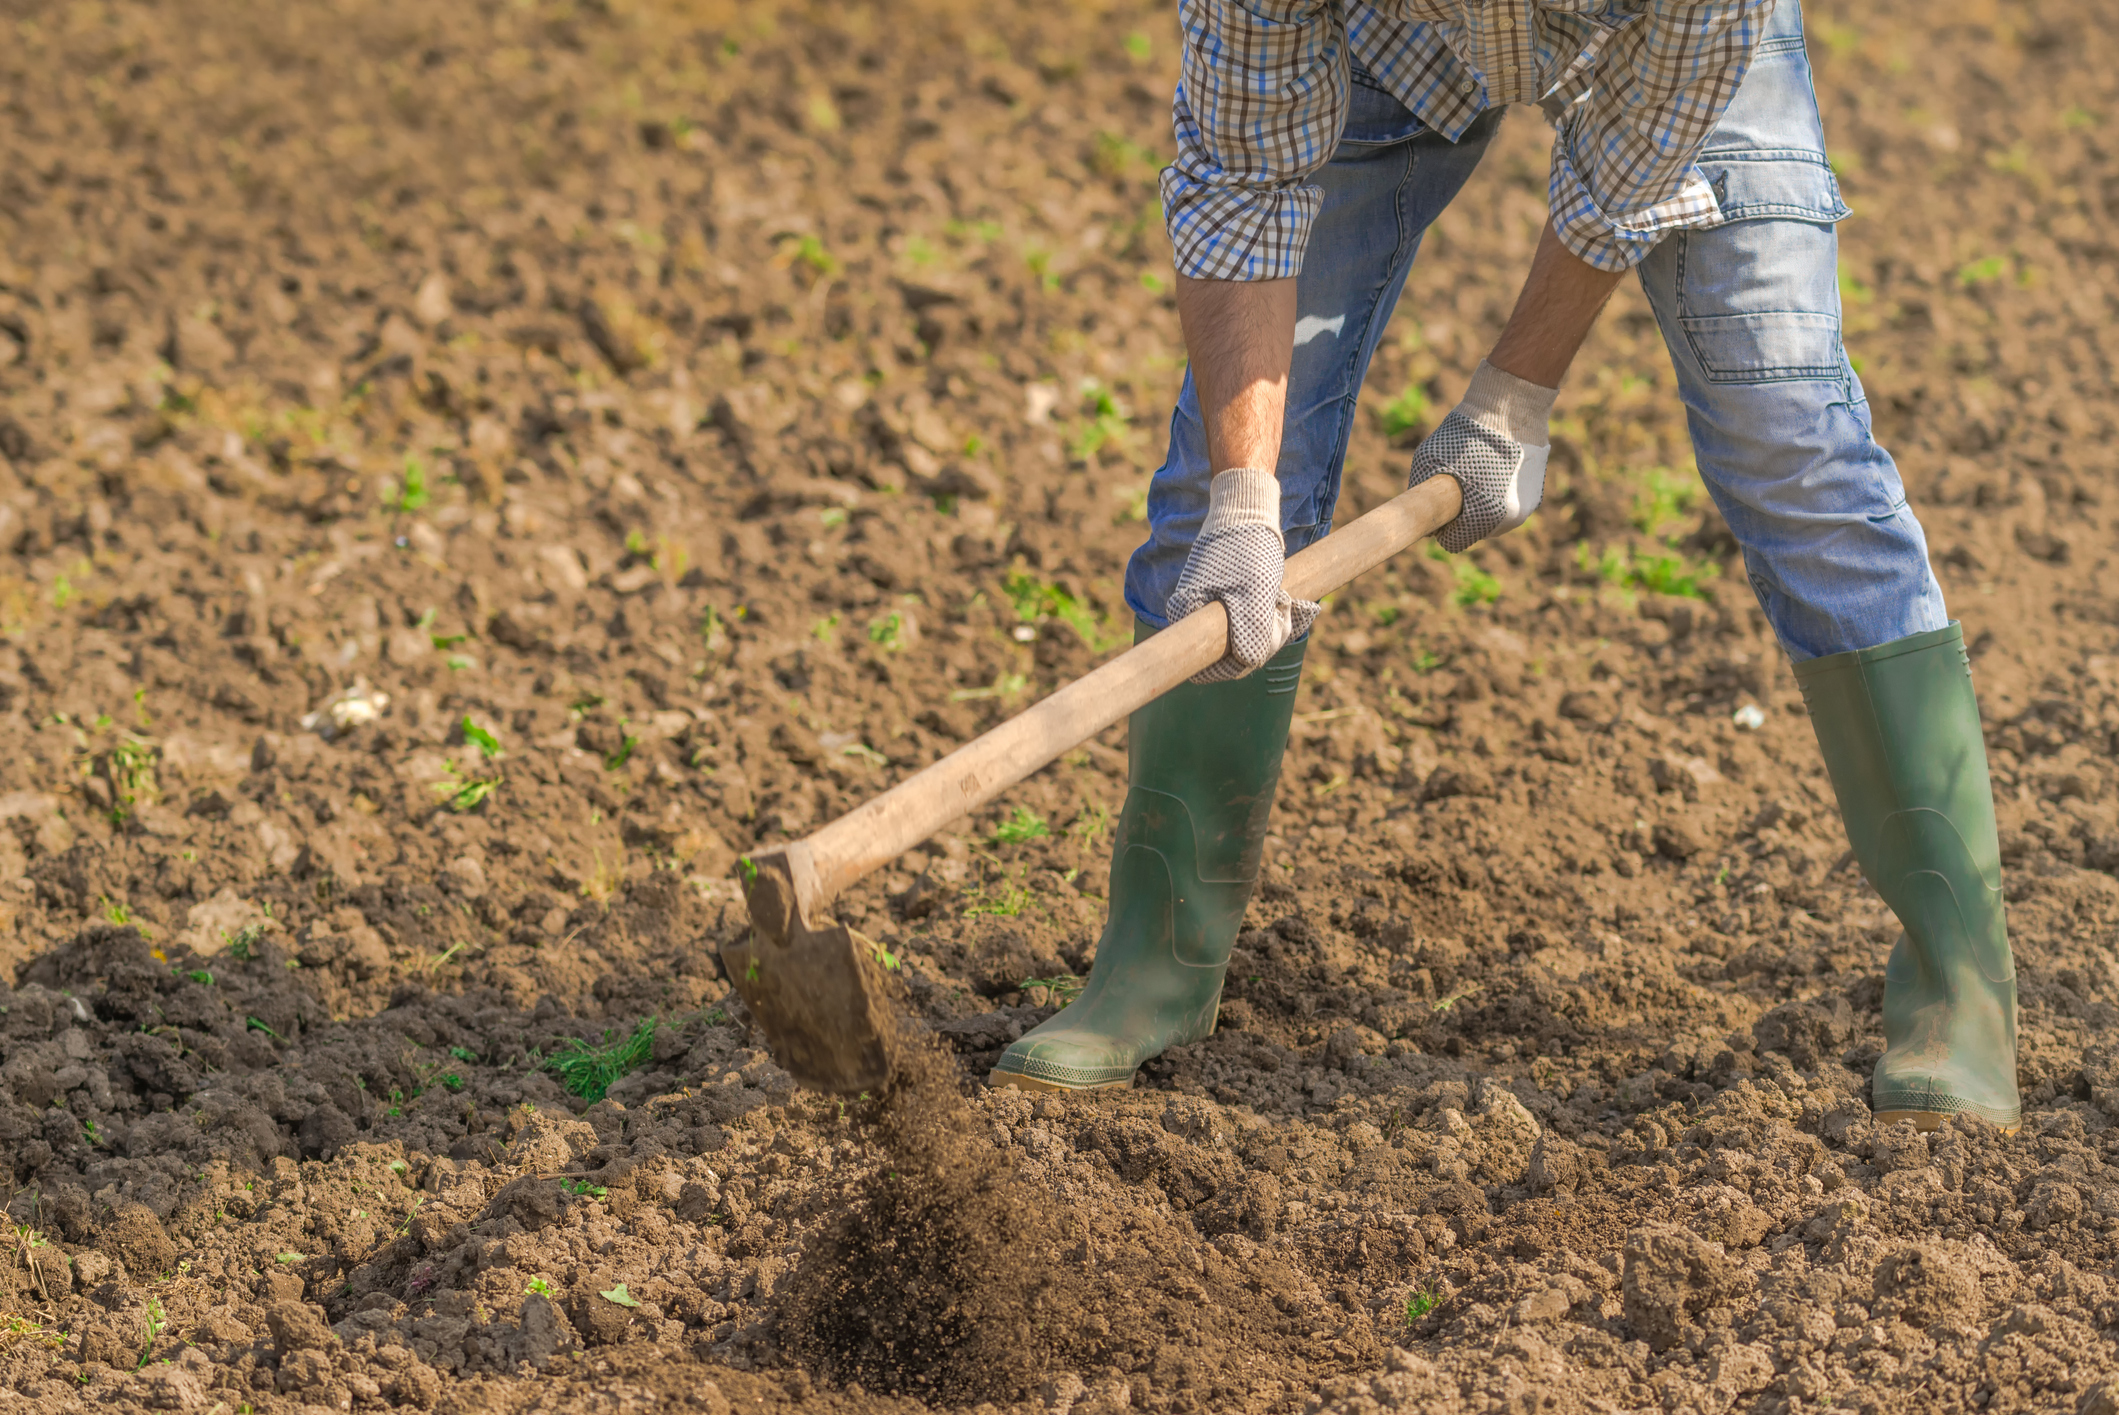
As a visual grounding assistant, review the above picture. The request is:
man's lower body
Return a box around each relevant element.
[994,0,2018,1131]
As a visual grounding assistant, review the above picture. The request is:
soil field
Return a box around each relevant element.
[1,0,2117,1411]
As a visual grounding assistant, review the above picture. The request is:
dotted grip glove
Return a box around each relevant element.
[1406,360,1558,553]
[1167,467,1321,684]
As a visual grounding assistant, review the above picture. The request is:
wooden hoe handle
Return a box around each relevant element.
[780,474,1464,911]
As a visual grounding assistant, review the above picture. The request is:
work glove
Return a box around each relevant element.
[1167,466,1321,683]
[1406,359,1557,553]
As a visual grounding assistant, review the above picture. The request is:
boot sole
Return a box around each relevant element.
[1874,1108,2020,1136]
[986,1068,1133,1094]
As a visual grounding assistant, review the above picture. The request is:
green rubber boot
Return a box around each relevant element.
[990,624,1304,1091]
[1793,622,2020,1132]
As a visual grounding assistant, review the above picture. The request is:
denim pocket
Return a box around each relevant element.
[1675,157,1848,385]
[1697,151,1849,224]
[1338,71,1426,147]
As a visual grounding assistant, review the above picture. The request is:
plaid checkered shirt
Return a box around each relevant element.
[1162,0,1771,278]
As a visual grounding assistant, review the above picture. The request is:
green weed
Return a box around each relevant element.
[1019,974,1086,1008]
[525,1277,555,1296]
[105,734,158,820]
[782,233,840,277]
[432,761,502,813]
[599,1283,641,1308]
[541,1018,658,1103]
[1405,1283,1442,1323]
[558,1178,608,1199]
[1067,384,1130,461]
[1575,542,1719,600]
[388,456,431,514]
[1957,255,2009,288]
[1002,570,1115,648]
[186,969,213,986]
[867,612,905,650]
[1377,384,1431,438]
[1451,560,1501,607]
[991,806,1050,845]
[602,733,639,772]
[449,1045,479,1062]
[227,922,268,960]
[134,1299,167,1368]
[459,716,503,760]
[950,672,1028,703]
[1629,468,1698,539]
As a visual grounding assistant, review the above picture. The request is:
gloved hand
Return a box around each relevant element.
[1167,466,1321,683]
[1407,359,1557,553]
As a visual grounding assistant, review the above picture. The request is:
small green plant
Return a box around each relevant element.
[1405,1283,1442,1323]
[525,1277,555,1296]
[1431,984,1481,1013]
[1067,383,1130,462]
[541,1018,658,1103]
[390,455,431,513]
[864,936,901,972]
[782,234,839,277]
[439,1073,464,1093]
[599,1283,641,1308]
[247,1017,283,1039]
[558,1178,609,1199]
[961,856,1032,918]
[1377,384,1430,438]
[459,715,503,760]
[950,671,1029,703]
[1629,468,1698,540]
[51,575,74,610]
[448,1045,479,1062]
[1069,803,1110,849]
[603,733,639,772]
[699,605,729,652]
[991,806,1050,846]
[624,528,650,558]
[133,1300,168,1369]
[1451,559,1501,607]
[227,922,268,959]
[867,612,906,650]
[432,761,502,813]
[1002,570,1115,649]
[276,1251,306,1264]
[1019,974,1086,1008]
[1956,254,2008,288]
[186,969,213,986]
[106,734,158,819]
[738,856,759,886]
[103,899,133,926]
[1630,553,1719,599]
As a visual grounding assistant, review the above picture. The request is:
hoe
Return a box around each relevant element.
[724,476,1465,1091]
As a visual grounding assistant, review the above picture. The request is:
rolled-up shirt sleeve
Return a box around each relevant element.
[1160,0,1350,281]
[1547,0,1769,271]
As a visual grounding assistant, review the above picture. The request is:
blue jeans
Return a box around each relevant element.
[1125,0,1947,663]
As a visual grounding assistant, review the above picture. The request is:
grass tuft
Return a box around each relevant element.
[990,806,1049,845]
[541,1018,657,1103]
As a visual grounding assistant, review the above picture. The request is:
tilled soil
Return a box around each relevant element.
[1,0,2116,1411]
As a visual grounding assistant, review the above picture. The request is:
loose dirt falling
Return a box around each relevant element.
[778,1020,1072,1403]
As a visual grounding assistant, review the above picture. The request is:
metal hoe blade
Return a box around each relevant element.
[724,845,894,1094]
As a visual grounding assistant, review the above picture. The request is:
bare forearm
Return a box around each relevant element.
[1487,218,1627,389]
[1175,274,1297,475]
